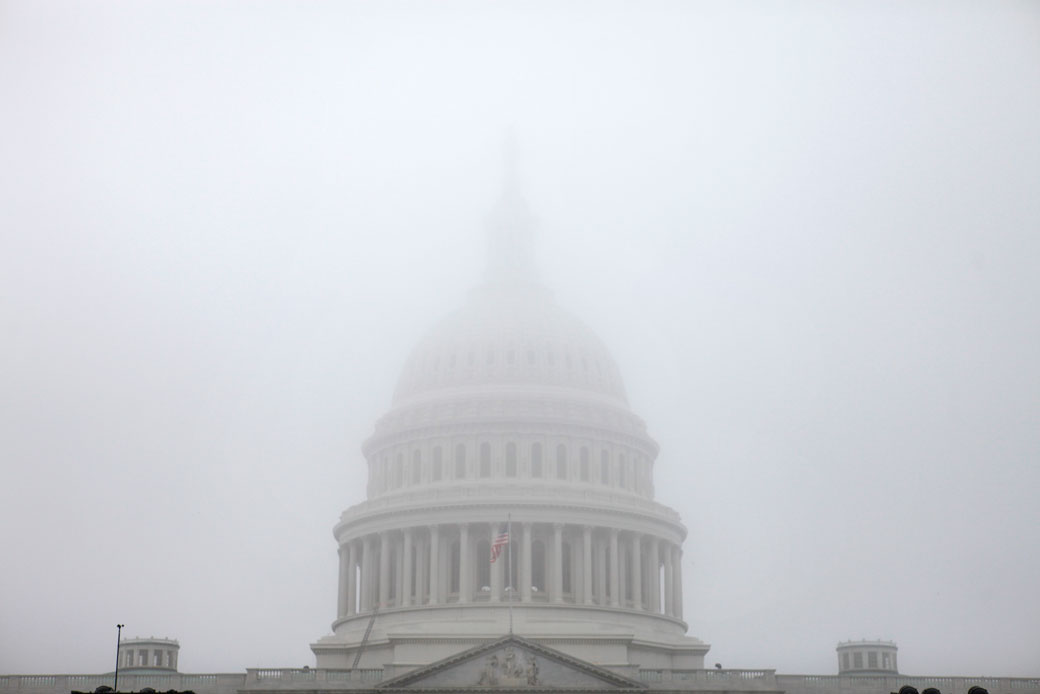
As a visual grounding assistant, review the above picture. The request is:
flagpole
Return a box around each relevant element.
[507,513,513,635]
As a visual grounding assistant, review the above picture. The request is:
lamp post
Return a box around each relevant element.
[113,624,124,692]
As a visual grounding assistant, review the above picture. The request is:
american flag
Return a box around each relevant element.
[490,526,510,563]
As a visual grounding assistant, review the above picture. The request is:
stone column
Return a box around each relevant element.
[609,529,620,607]
[521,523,532,602]
[619,544,627,607]
[631,533,642,610]
[458,523,471,603]
[429,525,441,605]
[361,535,373,611]
[402,529,414,607]
[337,543,349,618]
[394,538,404,606]
[582,526,593,605]
[595,536,607,604]
[552,523,564,603]
[647,537,659,614]
[663,541,674,616]
[379,531,391,607]
[347,541,357,616]
[673,546,684,620]
[416,535,427,604]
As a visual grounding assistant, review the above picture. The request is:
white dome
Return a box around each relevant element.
[393,282,628,406]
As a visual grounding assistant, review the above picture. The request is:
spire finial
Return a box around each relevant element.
[485,130,536,283]
[503,127,519,199]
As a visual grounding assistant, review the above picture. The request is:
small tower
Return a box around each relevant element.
[118,636,179,672]
[837,639,898,675]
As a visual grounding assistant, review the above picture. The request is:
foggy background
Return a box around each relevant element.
[2,0,1038,679]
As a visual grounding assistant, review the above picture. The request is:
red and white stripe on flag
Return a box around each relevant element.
[490,528,510,563]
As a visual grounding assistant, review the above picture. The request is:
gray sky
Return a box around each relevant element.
[2,0,1039,679]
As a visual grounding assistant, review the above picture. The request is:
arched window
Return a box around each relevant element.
[531,540,546,593]
[432,446,443,481]
[412,450,421,484]
[556,444,567,479]
[600,450,610,485]
[562,541,573,594]
[395,454,404,488]
[531,443,543,478]
[505,442,517,477]
[580,447,590,482]
[619,455,627,489]
[480,442,491,478]
[381,456,389,491]
[455,443,467,479]
[477,539,491,590]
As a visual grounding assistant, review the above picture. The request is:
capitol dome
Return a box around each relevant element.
[392,282,629,405]
[312,165,707,674]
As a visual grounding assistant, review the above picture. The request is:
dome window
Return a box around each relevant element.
[480,443,491,478]
[432,447,443,481]
[455,444,467,479]
[411,451,421,484]
[556,444,568,479]
[580,447,590,482]
[600,451,611,485]
[486,348,495,365]
[531,443,543,477]
[527,349,535,365]
[505,443,518,477]
[507,349,515,365]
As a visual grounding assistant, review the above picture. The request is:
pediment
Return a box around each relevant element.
[377,636,646,690]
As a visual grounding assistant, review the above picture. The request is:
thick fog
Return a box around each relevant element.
[2,0,1038,679]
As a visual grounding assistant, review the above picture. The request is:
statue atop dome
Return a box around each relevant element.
[485,130,537,285]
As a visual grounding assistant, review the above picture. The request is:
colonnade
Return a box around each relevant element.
[336,522,684,621]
